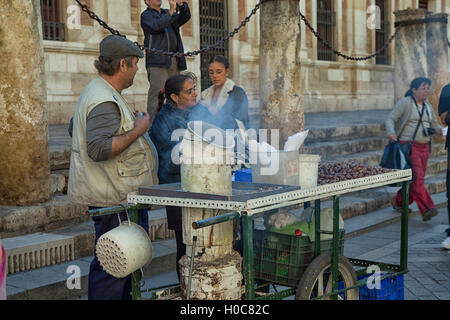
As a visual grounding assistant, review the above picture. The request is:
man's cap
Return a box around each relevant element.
[99,35,144,60]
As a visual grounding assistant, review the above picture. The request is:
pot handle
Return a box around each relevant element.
[118,204,131,225]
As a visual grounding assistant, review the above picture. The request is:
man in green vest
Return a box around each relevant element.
[68,35,159,299]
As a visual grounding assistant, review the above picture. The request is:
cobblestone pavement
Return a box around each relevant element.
[344,207,450,300]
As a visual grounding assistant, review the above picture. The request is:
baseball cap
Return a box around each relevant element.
[99,35,144,60]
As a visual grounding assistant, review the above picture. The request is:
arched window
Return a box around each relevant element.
[40,0,65,41]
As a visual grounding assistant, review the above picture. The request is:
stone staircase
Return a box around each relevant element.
[3,109,449,300]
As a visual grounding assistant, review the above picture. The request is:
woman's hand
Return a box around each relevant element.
[388,133,398,142]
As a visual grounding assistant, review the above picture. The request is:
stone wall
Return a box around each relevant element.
[43,0,450,124]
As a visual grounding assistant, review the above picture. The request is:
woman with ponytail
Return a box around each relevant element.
[386,77,443,221]
[150,74,209,281]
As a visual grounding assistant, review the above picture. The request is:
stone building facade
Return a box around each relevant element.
[42,0,450,125]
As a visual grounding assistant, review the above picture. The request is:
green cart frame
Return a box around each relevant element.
[89,170,412,300]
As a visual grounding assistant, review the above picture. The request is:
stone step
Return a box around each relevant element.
[329,151,448,176]
[431,142,448,157]
[49,124,71,171]
[247,118,386,141]
[304,136,388,159]
[50,170,68,194]
[2,208,174,275]
[3,233,75,275]
[343,191,448,239]
[50,149,71,171]
[306,123,386,143]
[316,171,447,221]
[426,156,449,177]
[304,135,446,160]
[8,190,447,300]
[0,195,89,239]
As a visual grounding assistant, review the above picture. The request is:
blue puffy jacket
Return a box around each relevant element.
[141,3,190,70]
[150,100,210,184]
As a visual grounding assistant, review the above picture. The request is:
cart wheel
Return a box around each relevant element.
[295,253,359,300]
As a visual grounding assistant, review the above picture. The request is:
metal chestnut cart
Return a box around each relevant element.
[89,169,412,300]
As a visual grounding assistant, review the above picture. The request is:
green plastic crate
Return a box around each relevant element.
[254,229,345,287]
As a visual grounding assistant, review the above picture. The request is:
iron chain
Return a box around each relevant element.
[75,0,270,58]
[76,0,446,62]
[298,10,402,61]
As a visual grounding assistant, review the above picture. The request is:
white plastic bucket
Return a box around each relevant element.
[298,154,321,189]
[96,220,153,278]
[180,121,236,165]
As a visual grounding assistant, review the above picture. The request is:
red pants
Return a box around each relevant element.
[395,141,436,215]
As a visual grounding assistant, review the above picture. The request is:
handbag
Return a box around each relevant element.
[381,97,425,170]
[380,141,411,170]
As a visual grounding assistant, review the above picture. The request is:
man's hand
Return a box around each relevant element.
[109,112,150,159]
[133,112,150,137]
[168,0,177,15]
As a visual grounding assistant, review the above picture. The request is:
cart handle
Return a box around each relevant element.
[192,212,241,229]
[88,204,150,217]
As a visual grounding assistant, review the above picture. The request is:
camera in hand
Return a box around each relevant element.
[423,127,436,137]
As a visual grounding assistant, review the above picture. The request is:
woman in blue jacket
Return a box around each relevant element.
[150,74,209,280]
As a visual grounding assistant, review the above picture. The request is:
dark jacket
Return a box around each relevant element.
[439,84,450,149]
[150,100,209,231]
[217,85,249,130]
[141,3,190,70]
[150,100,210,184]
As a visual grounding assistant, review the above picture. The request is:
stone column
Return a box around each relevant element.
[393,9,428,103]
[426,13,448,120]
[0,0,51,205]
[259,0,302,148]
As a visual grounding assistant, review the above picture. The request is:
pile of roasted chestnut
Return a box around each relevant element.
[317,161,393,185]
